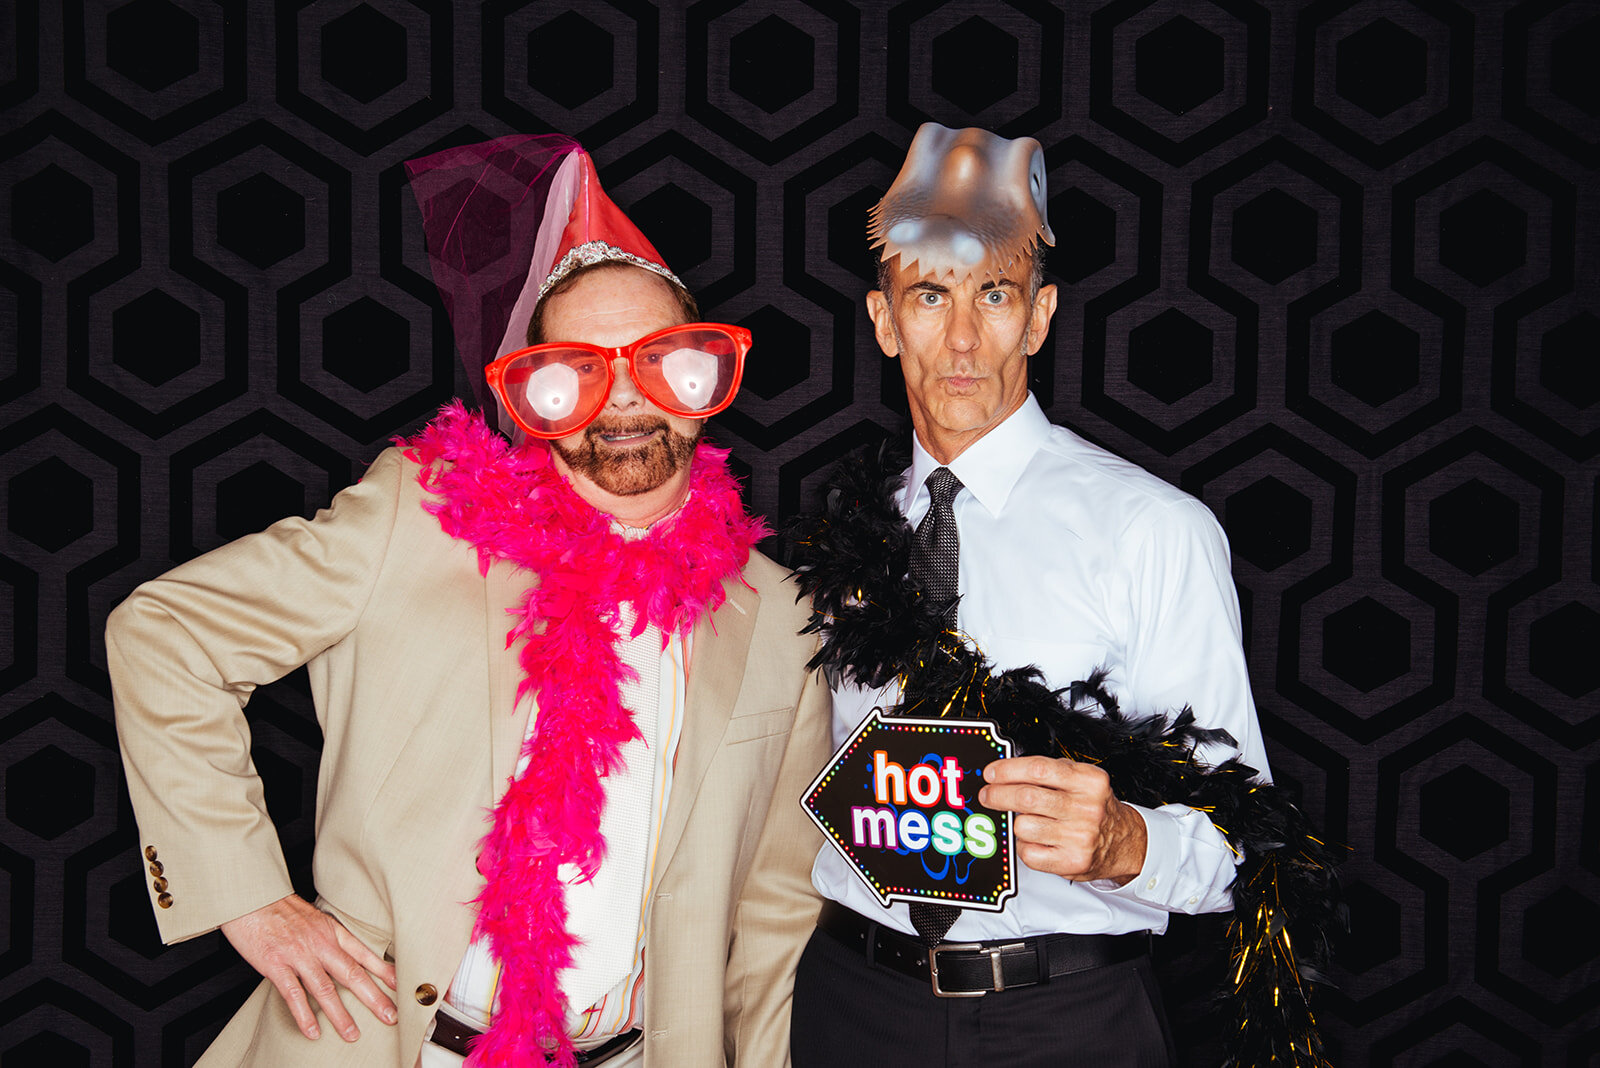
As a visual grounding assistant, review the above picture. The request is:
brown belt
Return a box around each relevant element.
[429,1011,642,1064]
[818,900,1151,998]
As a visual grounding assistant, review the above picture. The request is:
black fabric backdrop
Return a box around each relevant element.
[2,1,1597,1064]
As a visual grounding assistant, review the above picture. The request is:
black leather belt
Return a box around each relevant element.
[429,1011,641,1064]
[818,900,1150,998]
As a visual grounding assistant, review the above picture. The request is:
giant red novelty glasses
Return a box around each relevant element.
[485,322,750,439]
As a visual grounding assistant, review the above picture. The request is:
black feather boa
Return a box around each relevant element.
[791,439,1343,1068]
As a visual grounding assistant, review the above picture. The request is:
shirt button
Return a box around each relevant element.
[152,877,168,893]
[148,861,164,877]
[144,846,158,861]
[415,984,438,1006]
[1188,896,1199,905]
[157,893,174,909]
[1145,877,1158,890]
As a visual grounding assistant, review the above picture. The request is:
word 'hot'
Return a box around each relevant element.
[872,751,965,808]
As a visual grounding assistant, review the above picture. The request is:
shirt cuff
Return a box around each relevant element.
[1081,804,1207,912]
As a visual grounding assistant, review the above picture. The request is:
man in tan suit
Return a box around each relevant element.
[108,136,827,1067]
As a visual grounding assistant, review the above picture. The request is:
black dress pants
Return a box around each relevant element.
[790,924,1176,1067]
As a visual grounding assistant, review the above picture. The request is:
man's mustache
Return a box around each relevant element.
[585,417,671,442]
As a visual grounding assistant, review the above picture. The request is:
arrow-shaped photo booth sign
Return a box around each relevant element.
[802,710,1018,912]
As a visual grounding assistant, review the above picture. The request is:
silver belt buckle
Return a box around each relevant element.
[928,940,1030,997]
[926,941,987,998]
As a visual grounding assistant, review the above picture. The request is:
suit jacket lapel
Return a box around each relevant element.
[654,574,759,878]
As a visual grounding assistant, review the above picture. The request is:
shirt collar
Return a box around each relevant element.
[904,394,1051,518]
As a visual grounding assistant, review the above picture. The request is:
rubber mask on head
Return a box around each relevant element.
[868,123,1055,285]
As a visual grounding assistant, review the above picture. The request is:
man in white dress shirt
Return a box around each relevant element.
[789,124,1271,1066]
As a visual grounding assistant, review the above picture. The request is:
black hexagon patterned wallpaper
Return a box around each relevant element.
[3,1,1597,1064]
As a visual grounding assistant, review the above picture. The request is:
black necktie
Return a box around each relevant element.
[906,466,963,944]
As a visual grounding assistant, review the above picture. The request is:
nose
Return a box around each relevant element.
[606,355,644,410]
[944,298,979,354]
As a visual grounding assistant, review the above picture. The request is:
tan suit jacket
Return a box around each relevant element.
[107,446,829,1066]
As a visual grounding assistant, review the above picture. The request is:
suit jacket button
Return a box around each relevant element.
[415,984,438,1006]
[148,861,164,877]
[157,893,174,909]
[144,846,158,861]
[152,877,168,893]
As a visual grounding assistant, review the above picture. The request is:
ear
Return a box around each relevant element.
[865,290,899,359]
[1024,283,1059,356]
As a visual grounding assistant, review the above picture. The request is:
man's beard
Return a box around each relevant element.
[550,416,701,497]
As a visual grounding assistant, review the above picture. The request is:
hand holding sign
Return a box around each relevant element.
[979,755,1148,886]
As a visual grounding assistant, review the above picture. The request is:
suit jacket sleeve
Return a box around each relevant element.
[722,663,831,1067]
[107,447,411,944]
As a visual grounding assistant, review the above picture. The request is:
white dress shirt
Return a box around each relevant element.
[811,394,1272,940]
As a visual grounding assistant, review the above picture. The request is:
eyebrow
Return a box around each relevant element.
[902,277,1023,296]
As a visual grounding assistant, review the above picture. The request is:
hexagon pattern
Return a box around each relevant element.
[2,2,1596,1065]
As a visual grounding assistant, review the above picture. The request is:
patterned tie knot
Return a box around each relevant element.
[925,467,962,510]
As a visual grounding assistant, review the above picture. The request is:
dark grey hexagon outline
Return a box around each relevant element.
[1389,726,1545,878]
[73,271,234,440]
[685,0,861,166]
[186,136,340,283]
[1181,421,1357,594]
[0,406,142,698]
[1398,446,1547,589]
[1486,580,1598,750]
[481,0,659,149]
[1383,429,1565,737]
[0,695,120,856]
[763,134,907,456]
[1460,729,1595,1025]
[258,135,445,443]
[1317,860,1438,1025]
[1093,288,1249,454]
[1293,292,1460,461]
[604,131,757,314]
[887,0,1064,138]
[1364,995,1545,1065]
[1283,579,1448,745]
[1394,137,1577,336]
[61,0,244,147]
[1498,593,1599,725]
[1407,166,1566,313]
[1485,866,1600,1025]
[1505,0,1599,170]
[1,111,140,279]
[1503,301,1600,462]
[281,277,445,442]
[275,0,453,157]
[1089,0,1268,167]
[0,0,40,111]
[1063,138,1207,453]
[1192,137,1363,311]
[0,980,133,1065]
[167,409,355,563]
[1037,144,1160,418]
[1362,718,1512,1022]
[1292,0,1474,170]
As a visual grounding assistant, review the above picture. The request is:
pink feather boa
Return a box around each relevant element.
[403,403,767,1066]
